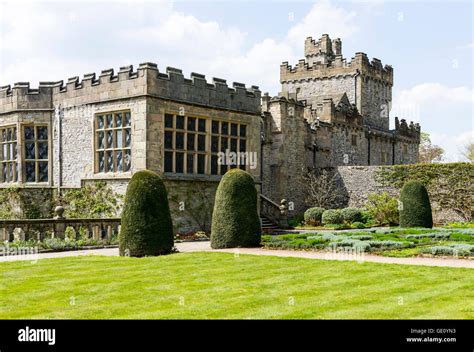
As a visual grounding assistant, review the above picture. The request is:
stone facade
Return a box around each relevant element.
[0,34,422,231]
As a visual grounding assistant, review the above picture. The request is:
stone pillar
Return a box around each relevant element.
[53,205,66,239]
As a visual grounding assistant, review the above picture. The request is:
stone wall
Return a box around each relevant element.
[336,165,466,224]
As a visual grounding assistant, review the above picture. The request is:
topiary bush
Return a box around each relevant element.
[304,207,325,226]
[211,169,261,248]
[399,181,433,228]
[321,209,343,225]
[340,207,363,223]
[119,170,174,257]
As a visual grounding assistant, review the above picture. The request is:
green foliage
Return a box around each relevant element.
[321,209,343,225]
[421,244,474,257]
[375,163,473,221]
[0,187,46,219]
[351,222,366,229]
[119,171,174,257]
[58,181,121,219]
[399,181,433,228]
[340,207,363,223]
[288,213,305,227]
[211,169,261,248]
[365,192,399,225]
[304,207,325,226]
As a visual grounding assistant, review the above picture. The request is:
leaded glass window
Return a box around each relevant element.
[95,111,131,173]
[0,126,18,183]
[23,125,48,183]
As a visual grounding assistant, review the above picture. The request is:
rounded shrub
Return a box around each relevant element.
[119,170,174,257]
[211,169,261,248]
[340,207,363,223]
[304,207,325,226]
[399,181,433,228]
[321,209,343,225]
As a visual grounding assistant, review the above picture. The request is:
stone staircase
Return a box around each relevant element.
[260,215,279,232]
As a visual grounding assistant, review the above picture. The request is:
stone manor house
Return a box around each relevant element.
[0,34,420,231]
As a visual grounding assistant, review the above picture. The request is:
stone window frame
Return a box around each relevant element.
[94,110,132,174]
[0,125,18,183]
[22,124,50,184]
[164,113,208,175]
[351,134,357,147]
[163,113,247,176]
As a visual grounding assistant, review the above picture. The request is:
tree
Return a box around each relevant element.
[119,170,174,257]
[210,169,261,249]
[399,181,433,228]
[300,167,346,209]
[460,141,474,162]
[419,132,445,163]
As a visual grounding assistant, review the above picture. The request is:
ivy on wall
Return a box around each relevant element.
[375,162,473,221]
[55,181,122,219]
[0,187,48,219]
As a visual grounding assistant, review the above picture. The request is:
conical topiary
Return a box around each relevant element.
[119,170,174,257]
[211,169,261,248]
[399,181,433,228]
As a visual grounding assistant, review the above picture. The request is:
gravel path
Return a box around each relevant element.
[0,241,472,268]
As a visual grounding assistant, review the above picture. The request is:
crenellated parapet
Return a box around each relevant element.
[393,116,421,141]
[280,51,393,85]
[1,62,261,114]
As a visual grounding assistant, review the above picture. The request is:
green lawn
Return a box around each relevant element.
[0,252,473,319]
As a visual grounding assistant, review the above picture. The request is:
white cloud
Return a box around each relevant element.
[286,0,358,45]
[431,130,474,162]
[396,83,474,105]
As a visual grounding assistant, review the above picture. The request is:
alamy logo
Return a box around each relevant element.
[217,149,258,169]
[18,326,56,346]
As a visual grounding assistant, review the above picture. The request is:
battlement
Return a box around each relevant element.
[0,62,261,114]
[394,117,421,140]
[281,34,393,84]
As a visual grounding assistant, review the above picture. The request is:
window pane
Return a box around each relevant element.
[176,115,185,130]
[240,125,246,137]
[38,142,48,159]
[7,163,12,181]
[197,135,206,152]
[107,131,113,149]
[186,154,194,174]
[125,128,131,147]
[124,150,131,171]
[125,112,131,127]
[106,114,113,128]
[106,151,114,171]
[1,129,6,142]
[6,128,12,141]
[115,113,122,128]
[2,163,7,181]
[38,161,48,182]
[25,142,35,159]
[198,154,205,174]
[165,131,173,149]
[187,117,196,131]
[176,132,184,150]
[97,115,104,129]
[98,151,105,172]
[230,138,237,152]
[2,144,7,160]
[24,127,34,140]
[221,122,228,135]
[198,119,206,132]
[165,114,173,128]
[98,132,105,149]
[116,130,123,148]
[231,123,238,136]
[220,137,228,152]
[25,162,35,182]
[187,133,195,151]
[211,136,219,153]
[116,151,123,171]
[164,151,173,172]
[240,139,246,152]
[175,152,184,173]
[12,143,17,159]
[211,155,218,175]
[37,126,48,140]
[212,120,219,134]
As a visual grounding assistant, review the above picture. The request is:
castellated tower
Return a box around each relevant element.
[280,34,393,130]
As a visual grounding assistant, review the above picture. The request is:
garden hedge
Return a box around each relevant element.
[119,170,174,257]
[322,209,343,225]
[399,181,433,228]
[340,207,363,223]
[211,169,261,248]
[304,207,325,226]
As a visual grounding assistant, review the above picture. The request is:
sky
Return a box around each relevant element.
[0,0,472,161]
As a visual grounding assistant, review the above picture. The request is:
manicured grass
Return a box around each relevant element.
[0,252,473,319]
